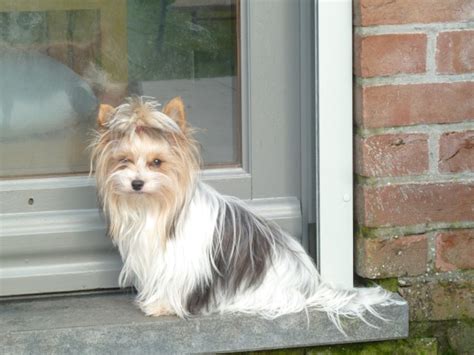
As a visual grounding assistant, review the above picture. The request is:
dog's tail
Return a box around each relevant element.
[305,281,399,333]
[273,234,400,333]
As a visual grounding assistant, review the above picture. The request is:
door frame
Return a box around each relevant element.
[316,0,354,288]
[0,0,308,296]
[0,0,355,295]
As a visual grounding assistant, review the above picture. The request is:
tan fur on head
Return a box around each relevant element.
[98,97,188,135]
[97,104,115,128]
[90,97,200,249]
[162,97,187,132]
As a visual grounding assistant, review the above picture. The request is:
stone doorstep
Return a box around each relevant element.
[0,292,408,354]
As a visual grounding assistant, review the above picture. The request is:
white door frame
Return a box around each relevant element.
[317,0,354,288]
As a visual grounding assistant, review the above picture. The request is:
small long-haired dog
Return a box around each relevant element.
[91,96,394,331]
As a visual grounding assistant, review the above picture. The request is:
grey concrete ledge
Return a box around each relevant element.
[1,292,408,354]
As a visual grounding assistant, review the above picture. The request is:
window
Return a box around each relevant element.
[0,0,239,177]
[0,0,353,295]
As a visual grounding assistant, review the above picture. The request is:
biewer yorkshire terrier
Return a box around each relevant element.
[91,97,394,331]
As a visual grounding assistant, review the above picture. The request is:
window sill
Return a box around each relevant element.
[1,292,408,353]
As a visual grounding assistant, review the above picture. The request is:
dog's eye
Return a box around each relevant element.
[119,158,129,164]
[152,159,162,167]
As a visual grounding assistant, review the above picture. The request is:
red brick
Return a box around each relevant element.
[439,131,474,173]
[436,229,474,271]
[437,30,474,74]
[357,183,474,227]
[399,279,474,321]
[355,0,474,26]
[356,234,428,278]
[356,82,474,128]
[356,133,429,177]
[355,34,427,77]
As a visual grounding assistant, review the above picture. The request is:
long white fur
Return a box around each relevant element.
[91,97,398,334]
[111,181,396,333]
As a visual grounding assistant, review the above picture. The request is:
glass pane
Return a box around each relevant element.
[0,0,240,178]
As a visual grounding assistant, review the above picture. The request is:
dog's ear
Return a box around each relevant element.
[97,104,115,128]
[162,97,186,131]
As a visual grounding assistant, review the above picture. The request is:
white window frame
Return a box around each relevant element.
[316,0,353,288]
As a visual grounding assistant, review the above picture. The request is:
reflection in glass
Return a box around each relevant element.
[0,0,239,178]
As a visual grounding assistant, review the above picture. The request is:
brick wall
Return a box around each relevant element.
[353,0,474,324]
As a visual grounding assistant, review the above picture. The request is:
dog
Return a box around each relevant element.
[90,96,394,332]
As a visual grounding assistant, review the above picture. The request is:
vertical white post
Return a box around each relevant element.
[317,0,354,288]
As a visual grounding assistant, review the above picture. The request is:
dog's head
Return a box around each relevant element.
[90,97,200,205]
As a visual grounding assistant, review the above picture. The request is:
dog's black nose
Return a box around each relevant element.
[131,180,145,191]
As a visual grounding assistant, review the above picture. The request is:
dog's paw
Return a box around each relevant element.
[141,302,175,317]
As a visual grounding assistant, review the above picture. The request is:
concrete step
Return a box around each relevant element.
[1,291,408,354]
